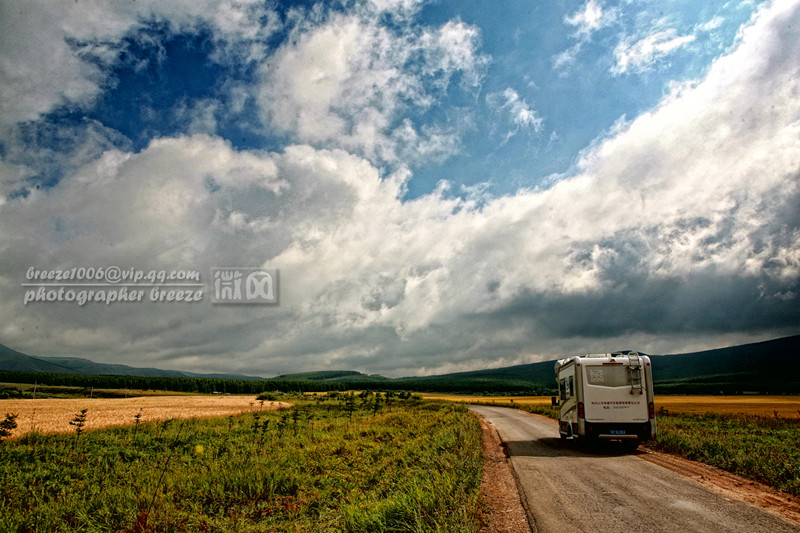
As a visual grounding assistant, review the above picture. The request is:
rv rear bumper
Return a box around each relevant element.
[596,433,639,440]
[582,421,654,441]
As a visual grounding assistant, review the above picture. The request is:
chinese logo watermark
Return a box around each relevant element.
[21,265,280,306]
[212,268,278,304]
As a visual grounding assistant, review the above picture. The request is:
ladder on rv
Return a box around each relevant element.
[628,351,644,394]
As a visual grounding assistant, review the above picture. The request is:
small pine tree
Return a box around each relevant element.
[277,411,291,436]
[132,408,143,440]
[358,390,371,409]
[259,418,269,447]
[385,393,393,412]
[0,412,18,441]
[343,392,357,421]
[372,394,382,416]
[291,408,300,435]
[69,409,88,437]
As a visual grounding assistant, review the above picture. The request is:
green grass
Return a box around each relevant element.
[0,395,484,532]
[650,411,800,496]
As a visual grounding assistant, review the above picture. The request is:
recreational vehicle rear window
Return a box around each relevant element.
[585,366,630,387]
[559,377,575,400]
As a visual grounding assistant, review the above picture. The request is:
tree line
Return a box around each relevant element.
[0,370,550,395]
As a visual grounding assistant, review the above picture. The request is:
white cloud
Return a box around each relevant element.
[552,42,583,72]
[698,15,725,32]
[555,0,616,73]
[491,88,544,131]
[421,19,488,88]
[486,88,544,142]
[1,0,799,376]
[256,12,488,165]
[0,0,279,128]
[173,99,220,135]
[611,29,696,75]
[565,0,614,37]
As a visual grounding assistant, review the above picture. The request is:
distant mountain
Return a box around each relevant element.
[0,345,79,374]
[398,335,800,394]
[0,344,263,381]
[271,370,389,382]
[648,335,800,394]
[407,359,556,387]
[401,335,800,394]
[268,335,800,394]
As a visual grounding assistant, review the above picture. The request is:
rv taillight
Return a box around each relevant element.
[578,402,585,419]
[648,402,655,419]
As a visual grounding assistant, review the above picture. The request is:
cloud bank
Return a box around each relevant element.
[0,0,797,376]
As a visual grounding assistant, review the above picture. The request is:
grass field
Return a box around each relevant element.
[3,389,798,530]
[0,395,288,437]
[0,394,484,532]
[651,395,800,496]
[652,411,800,496]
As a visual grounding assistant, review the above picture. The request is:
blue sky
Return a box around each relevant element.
[409,0,757,197]
[0,0,798,376]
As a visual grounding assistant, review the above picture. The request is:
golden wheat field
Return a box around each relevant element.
[654,395,800,417]
[422,394,553,406]
[424,393,800,418]
[0,395,290,437]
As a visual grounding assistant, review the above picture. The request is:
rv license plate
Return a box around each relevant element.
[610,429,627,435]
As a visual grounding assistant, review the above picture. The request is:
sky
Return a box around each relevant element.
[0,0,798,378]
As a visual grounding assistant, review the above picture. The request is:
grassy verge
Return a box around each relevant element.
[650,411,800,496]
[0,395,484,532]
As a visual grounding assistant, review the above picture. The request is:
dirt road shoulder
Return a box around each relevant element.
[639,447,800,525]
[477,414,533,533]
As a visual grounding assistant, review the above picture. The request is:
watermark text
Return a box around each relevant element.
[22,265,203,306]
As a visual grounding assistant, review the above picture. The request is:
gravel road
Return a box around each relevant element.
[470,405,800,533]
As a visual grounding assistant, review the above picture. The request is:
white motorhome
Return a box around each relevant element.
[553,351,656,445]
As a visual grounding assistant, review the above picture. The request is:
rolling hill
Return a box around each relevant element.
[409,335,800,394]
[271,370,390,382]
[0,344,262,381]
[647,335,800,394]
[0,345,81,374]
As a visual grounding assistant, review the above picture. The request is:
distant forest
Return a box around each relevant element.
[0,370,548,396]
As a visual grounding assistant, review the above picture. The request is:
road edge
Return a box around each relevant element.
[638,447,800,526]
[473,408,535,533]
